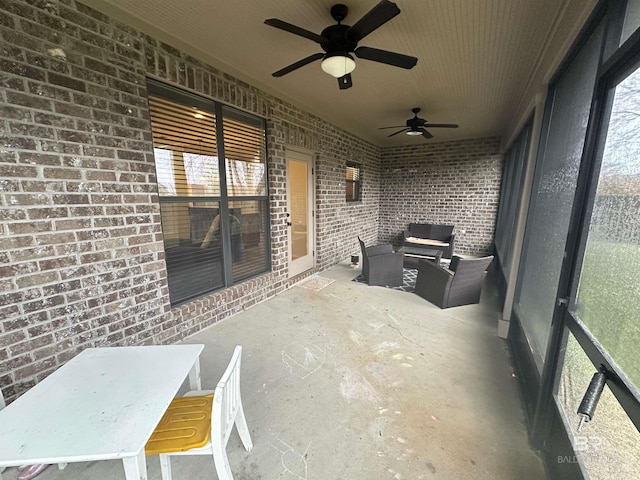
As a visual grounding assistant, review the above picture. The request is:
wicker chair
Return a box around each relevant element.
[415,255,494,308]
[357,236,404,287]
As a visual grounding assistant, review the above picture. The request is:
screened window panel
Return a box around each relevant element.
[495,146,516,262]
[149,95,219,197]
[494,120,531,276]
[621,0,640,45]
[574,67,640,388]
[503,127,529,268]
[515,24,604,371]
[223,106,266,197]
[502,149,521,262]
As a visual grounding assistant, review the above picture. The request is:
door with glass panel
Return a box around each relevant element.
[554,58,640,479]
[286,149,315,277]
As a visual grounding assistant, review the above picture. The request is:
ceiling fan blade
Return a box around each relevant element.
[347,0,400,42]
[388,128,408,137]
[338,73,353,90]
[422,129,434,139]
[424,123,459,128]
[264,19,324,44]
[378,125,406,129]
[272,53,324,77]
[355,46,417,69]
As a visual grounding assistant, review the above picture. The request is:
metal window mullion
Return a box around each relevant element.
[226,195,267,202]
[215,103,233,287]
[158,196,222,203]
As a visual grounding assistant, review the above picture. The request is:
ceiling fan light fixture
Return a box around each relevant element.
[406,130,422,136]
[321,53,356,78]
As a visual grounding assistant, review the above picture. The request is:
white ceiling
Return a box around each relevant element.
[82,0,596,148]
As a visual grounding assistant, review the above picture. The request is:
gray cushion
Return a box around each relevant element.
[429,224,454,241]
[409,223,432,238]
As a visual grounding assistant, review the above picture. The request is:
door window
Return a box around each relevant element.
[555,55,640,479]
[572,67,640,388]
[287,150,315,277]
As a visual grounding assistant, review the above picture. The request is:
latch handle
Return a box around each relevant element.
[577,368,607,431]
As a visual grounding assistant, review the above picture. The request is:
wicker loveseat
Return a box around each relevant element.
[402,223,455,259]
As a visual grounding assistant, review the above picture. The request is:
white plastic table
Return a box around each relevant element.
[0,344,204,480]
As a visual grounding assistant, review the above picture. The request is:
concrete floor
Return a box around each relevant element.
[2,260,546,480]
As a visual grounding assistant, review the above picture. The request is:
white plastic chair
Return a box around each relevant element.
[146,345,253,480]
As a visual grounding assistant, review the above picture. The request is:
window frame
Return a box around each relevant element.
[562,36,640,434]
[147,79,270,305]
[346,162,361,202]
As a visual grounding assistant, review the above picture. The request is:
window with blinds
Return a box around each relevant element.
[147,80,270,305]
[346,162,361,201]
[223,106,266,197]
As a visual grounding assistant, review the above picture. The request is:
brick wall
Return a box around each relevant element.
[0,1,502,401]
[0,0,380,401]
[379,138,503,256]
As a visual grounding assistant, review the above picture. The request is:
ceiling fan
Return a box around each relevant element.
[380,108,459,139]
[264,0,417,90]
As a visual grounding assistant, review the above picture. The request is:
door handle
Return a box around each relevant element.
[286,222,292,226]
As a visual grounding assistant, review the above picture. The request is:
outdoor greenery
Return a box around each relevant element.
[575,241,640,388]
